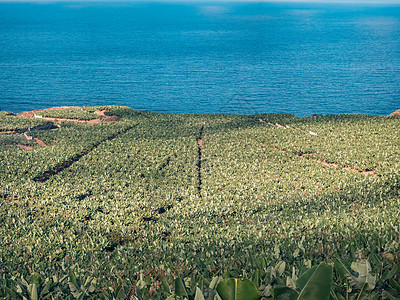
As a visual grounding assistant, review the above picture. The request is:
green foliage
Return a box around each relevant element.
[0,106,400,299]
[38,108,99,120]
[216,278,261,300]
[0,133,32,146]
[0,273,64,299]
[0,111,49,131]
[297,263,332,300]
[68,271,97,298]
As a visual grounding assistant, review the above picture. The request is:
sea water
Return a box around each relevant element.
[0,1,399,116]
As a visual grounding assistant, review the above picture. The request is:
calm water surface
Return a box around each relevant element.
[0,2,399,116]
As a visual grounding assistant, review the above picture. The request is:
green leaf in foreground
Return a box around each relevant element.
[351,260,376,290]
[334,258,353,281]
[297,263,333,300]
[194,286,205,300]
[273,286,299,300]
[161,276,170,293]
[216,278,261,300]
[174,278,188,297]
[296,266,318,290]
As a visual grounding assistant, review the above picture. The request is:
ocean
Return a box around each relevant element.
[0,1,399,116]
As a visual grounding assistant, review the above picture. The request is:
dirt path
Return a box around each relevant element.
[34,113,119,124]
[259,119,285,128]
[18,106,81,118]
[34,138,47,147]
[261,143,377,176]
[298,153,377,176]
[16,144,33,150]
[0,130,18,134]
[18,107,120,124]
[258,118,317,136]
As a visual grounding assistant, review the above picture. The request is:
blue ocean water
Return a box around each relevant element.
[0,2,399,116]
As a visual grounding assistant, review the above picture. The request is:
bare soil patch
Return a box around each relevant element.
[258,119,285,128]
[300,153,377,176]
[262,143,377,176]
[34,138,47,147]
[388,109,400,118]
[18,106,81,118]
[310,157,377,176]
[94,110,106,117]
[0,131,17,134]
[17,107,120,123]
[197,139,203,148]
[16,144,33,150]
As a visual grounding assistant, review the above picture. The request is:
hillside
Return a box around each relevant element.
[1,106,400,299]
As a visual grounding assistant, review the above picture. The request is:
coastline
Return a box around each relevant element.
[11,106,400,119]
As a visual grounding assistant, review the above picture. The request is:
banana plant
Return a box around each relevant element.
[68,270,97,299]
[272,262,333,300]
[4,273,60,300]
[333,258,380,300]
[173,277,211,300]
[216,278,261,300]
